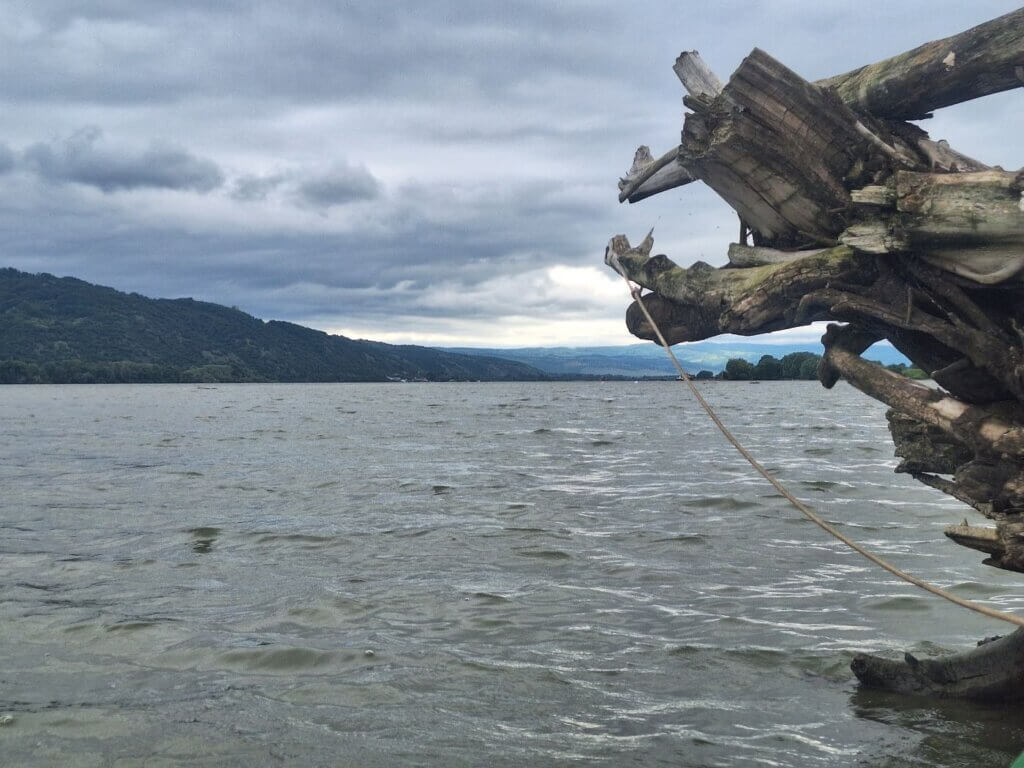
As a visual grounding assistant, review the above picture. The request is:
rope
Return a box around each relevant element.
[609,259,1024,628]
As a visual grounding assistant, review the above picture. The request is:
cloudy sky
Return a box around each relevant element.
[1,1,1020,347]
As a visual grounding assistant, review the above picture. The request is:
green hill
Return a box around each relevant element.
[0,267,547,384]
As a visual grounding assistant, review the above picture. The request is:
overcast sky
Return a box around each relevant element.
[1,1,1020,347]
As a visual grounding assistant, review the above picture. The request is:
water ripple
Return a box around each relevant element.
[0,381,1015,767]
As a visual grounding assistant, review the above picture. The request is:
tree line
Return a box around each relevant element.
[704,354,929,380]
[694,352,927,381]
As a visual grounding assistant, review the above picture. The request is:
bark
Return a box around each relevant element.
[943,523,1001,555]
[978,522,1024,573]
[817,7,1024,119]
[886,410,973,475]
[726,243,825,267]
[609,230,1024,405]
[841,170,1024,283]
[803,283,1024,403]
[616,53,725,204]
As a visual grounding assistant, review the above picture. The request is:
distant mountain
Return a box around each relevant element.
[447,341,909,377]
[0,268,546,384]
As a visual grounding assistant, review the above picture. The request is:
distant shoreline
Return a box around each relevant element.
[1,352,925,385]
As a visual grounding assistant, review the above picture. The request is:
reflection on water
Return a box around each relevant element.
[0,381,1022,767]
[851,689,1024,767]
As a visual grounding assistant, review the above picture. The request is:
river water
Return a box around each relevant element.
[2,381,1023,766]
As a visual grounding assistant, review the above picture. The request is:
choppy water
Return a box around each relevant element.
[2,381,1024,767]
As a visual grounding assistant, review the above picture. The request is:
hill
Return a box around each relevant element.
[0,268,546,384]
[447,342,909,378]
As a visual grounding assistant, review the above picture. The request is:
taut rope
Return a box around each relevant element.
[608,256,1024,628]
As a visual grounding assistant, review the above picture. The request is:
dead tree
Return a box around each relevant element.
[608,8,1024,700]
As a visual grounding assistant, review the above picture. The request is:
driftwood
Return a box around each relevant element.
[673,51,724,99]
[618,145,694,203]
[818,7,1024,119]
[607,11,1024,700]
[840,170,1024,281]
[618,51,721,204]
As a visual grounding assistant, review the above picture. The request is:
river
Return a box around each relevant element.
[2,381,1023,766]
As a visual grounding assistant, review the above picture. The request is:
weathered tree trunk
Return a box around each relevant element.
[607,10,1024,700]
[679,48,882,246]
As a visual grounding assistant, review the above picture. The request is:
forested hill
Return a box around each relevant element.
[0,268,547,384]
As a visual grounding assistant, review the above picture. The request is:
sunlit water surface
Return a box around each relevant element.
[2,381,1023,766]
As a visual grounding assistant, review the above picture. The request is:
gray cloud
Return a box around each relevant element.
[0,2,616,107]
[295,165,381,209]
[22,127,224,193]
[0,163,720,334]
[0,1,1019,346]
[230,172,290,202]
[230,166,382,209]
[4,1,1016,112]
[0,143,14,174]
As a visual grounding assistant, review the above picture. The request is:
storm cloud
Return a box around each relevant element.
[0,1,1019,346]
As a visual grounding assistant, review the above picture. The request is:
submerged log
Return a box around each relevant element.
[851,629,1024,700]
[607,9,1024,700]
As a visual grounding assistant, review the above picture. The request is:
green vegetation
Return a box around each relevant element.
[719,352,821,380]
[0,268,546,384]
[884,362,929,380]
[714,352,929,381]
